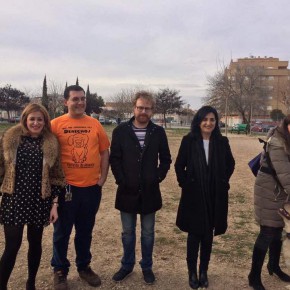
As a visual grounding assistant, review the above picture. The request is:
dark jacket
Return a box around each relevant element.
[175,133,235,236]
[110,117,172,214]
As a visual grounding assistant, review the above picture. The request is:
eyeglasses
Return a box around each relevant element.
[135,106,152,112]
[70,97,86,103]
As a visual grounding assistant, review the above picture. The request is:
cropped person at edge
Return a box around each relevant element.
[248,115,290,290]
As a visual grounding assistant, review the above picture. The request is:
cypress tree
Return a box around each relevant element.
[42,75,49,110]
[85,84,92,115]
[64,81,68,97]
[63,81,68,114]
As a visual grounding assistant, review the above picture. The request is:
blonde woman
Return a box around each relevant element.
[0,103,65,290]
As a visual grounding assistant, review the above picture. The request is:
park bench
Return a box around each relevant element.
[230,123,248,134]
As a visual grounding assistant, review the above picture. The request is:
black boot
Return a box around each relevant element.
[199,271,209,288]
[248,246,266,290]
[187,234,200,289]
[26,279,36,290]
[267,240,290,282]
[188,270,199,289]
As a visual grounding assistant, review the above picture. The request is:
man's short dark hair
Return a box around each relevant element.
[132,90,155,109]
[64,85,85,100]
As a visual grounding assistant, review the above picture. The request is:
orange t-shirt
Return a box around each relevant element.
[51,114,110,187]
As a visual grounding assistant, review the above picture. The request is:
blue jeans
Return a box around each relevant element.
[120,211,155,271]
[51,184,102,274]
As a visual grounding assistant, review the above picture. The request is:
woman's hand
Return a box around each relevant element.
[50,203,58,223]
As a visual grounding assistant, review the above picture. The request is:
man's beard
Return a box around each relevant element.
[135,114,150,124]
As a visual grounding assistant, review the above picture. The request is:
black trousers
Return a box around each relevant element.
[187,231,214,272]
[0,225,43,289]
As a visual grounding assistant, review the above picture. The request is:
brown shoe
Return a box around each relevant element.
[79,266,101,287]
[54,271,69,290]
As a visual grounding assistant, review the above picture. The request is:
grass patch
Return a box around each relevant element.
[212,248,229,256]
[173,227,183,235]
[155,236,177,246]
[171,195,181,202]
[219,234,232,241]
[230,192,247,205]
[165,128,190,137]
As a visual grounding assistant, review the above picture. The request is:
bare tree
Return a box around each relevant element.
[231,65,267,124]
[48,80,65,118]
[206,65,268,126]
[177,104,195,125]
[205,68,235,135]
[109,88,137,119]
[277,78,290,114]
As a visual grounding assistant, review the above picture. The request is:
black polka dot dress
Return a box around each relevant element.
[0,136,60,227]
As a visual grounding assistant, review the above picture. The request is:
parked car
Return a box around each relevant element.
[99,117,112,125]
[99,116,105,124]
[120,118,130,123]
[251,124,263,132]
[0,118,8,123]
[261,124,276,133]
[8,116,20,123]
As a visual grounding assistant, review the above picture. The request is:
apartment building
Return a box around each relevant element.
[229,56,290,115]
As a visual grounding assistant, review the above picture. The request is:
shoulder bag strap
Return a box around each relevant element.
[258,138,285,192]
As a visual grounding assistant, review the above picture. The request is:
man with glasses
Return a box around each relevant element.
[50,85,110,289]
[110,90,171,284]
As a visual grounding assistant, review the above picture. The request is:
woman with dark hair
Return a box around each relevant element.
[0,103,65,290]
[248,115,290,290]
[175,106,235,289]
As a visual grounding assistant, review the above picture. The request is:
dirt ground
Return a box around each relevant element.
[1,132,290,290]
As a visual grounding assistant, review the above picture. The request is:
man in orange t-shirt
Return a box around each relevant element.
[51,85,110,290]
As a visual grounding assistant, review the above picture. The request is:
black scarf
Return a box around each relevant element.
[192,134,220,234]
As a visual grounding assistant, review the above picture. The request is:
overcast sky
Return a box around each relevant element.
[1,0,290,109]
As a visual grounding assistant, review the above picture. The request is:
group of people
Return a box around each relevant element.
[0,85,288,290]
[0,85,110,290]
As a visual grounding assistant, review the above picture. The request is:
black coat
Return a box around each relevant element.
[175,133,235,236]
[110,118,172,214]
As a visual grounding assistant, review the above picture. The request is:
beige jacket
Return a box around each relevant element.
[254,129,290,227]
[0,125,65,198]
